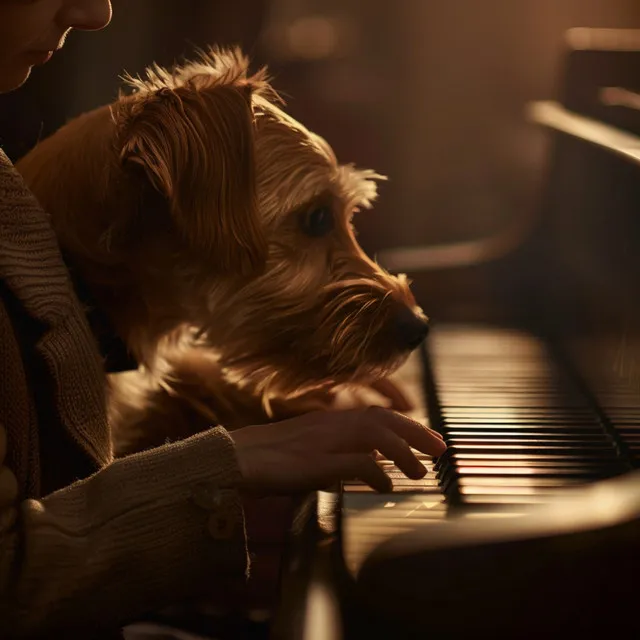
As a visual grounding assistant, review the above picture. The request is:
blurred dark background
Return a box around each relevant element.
[2,0,639,297]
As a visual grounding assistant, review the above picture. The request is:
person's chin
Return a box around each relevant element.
[0,64,34,94]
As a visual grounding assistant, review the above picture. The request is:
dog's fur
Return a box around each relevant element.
[17,48,427,455]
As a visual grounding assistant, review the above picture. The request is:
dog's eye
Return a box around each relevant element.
[300,205,335,237]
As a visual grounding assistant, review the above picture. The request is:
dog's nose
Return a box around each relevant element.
[394,306,430,350]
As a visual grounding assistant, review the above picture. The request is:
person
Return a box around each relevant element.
[0,1,447,637]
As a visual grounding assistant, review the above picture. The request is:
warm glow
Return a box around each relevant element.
[287,16,339,60]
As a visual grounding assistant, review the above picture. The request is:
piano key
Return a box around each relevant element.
[442,427,605,436]
[458,484,588,496]
[437,457,623,475]
[440,412,598,421]
[436,462,625,481]
[435,384,583,393]
[453,476,590,488]
[436,455,608,470]
[440,385,582,394]
[440,404,599,423]
[448,466,623,478]
[442,462,612,476]
[437,398,591,408]
[601,411,640,420]
[342,483,443,494]
[378,472,440,485]
[444,443,617,454]
[442,418,601,428]
[445,431,613,440]
[444,439,614,449]
[460,494,571,506]
[440,405,596,413]
[442,452,621,461]
[440,458,623,469]
[435,376,582,384]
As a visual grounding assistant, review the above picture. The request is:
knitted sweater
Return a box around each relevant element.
[0,149,248,638]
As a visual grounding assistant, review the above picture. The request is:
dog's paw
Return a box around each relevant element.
[267,377,414,419]
[331,378,413,412]
[266,388,336,420]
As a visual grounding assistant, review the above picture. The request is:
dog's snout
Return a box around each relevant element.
[394,305,429,350]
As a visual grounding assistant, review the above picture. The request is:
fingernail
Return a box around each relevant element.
[435,439,447,454]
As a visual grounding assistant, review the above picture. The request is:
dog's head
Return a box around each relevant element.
[117,48,428,397]
[21,47,428,392]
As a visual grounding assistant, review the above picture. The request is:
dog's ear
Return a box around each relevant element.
[119,81,266,276]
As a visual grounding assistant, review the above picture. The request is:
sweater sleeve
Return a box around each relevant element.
[0,425,249,637]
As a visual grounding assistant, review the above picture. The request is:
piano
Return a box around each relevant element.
[271,28,640,640]
[122,27,639,640]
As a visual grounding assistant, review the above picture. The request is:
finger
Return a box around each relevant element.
[429,426,445,440]
[371,408,447,456]
[362,426,428,479]
[370,378,414,412]
[357,404,444,443]
[354,456,394,493]
[336,454,393,493]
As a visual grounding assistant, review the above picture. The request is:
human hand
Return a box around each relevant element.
[231,407,446,494]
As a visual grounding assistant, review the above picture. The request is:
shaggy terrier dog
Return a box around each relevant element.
[17,48,429,455]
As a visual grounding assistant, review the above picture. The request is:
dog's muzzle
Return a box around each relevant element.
[393,305,430,351]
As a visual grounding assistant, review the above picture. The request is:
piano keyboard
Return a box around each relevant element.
[429,325,633,510]
[340,324,636,575]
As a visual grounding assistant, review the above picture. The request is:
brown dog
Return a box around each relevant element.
[17,48,429,454]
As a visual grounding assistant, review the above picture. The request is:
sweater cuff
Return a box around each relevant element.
[17,427,249,633]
